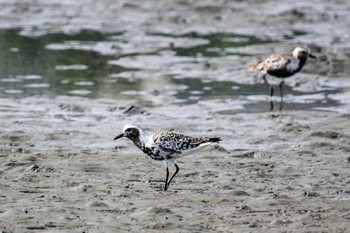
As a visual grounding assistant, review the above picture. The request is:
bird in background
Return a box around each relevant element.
[114,123,222,191]
[248,46,317,111]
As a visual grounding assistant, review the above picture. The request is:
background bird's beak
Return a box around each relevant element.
[309,53,317,59]
[114,133,124,140]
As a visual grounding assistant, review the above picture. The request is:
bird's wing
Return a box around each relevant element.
[263,53,291,70]
[247,60,265,71]
[151,131,209,153]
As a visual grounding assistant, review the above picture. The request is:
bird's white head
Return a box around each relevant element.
[114,123,144,141]
[122,123,141,132]
[292,46,316,59]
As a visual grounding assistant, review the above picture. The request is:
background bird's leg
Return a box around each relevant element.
[270,86,275,111]
[262,74,274,111]
[279,80,284,111]
[166,163,179,191]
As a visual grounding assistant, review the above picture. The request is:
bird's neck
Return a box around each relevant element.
[296,56,308,72]
[130,137,144,150]
[129,131,148,151]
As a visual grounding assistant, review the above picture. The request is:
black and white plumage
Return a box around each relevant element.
[114,123,222,191]
[249,46,316,111]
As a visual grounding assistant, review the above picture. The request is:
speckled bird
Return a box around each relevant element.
[249,46,316,110]
[114,123,222,191]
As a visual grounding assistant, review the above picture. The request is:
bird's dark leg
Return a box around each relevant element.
[270,86,274,111]
[164,166,169,191]
[279,80,284,111]
[262,74,274,111]
[165,163,180,191]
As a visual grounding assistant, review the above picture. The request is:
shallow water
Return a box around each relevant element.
[0,29,345,112]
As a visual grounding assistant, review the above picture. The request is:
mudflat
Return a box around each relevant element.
[1,1,350,232]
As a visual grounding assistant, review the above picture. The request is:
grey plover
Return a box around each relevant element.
[249,46,316,110]
[114,123,222,191]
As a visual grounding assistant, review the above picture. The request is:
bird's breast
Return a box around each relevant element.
[141,146,165,161]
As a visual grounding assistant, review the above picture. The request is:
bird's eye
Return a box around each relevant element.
[125,128,137,133]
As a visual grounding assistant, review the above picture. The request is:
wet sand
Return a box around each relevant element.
[1,1,350,232]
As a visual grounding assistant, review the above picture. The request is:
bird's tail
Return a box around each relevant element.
[209,137,222,143]
[247,60,264,72]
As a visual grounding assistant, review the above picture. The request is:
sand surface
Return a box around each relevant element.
[1,0,350,232]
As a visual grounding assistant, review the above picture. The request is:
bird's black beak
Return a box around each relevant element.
[114,133,124,140]
[309,53,317,59]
